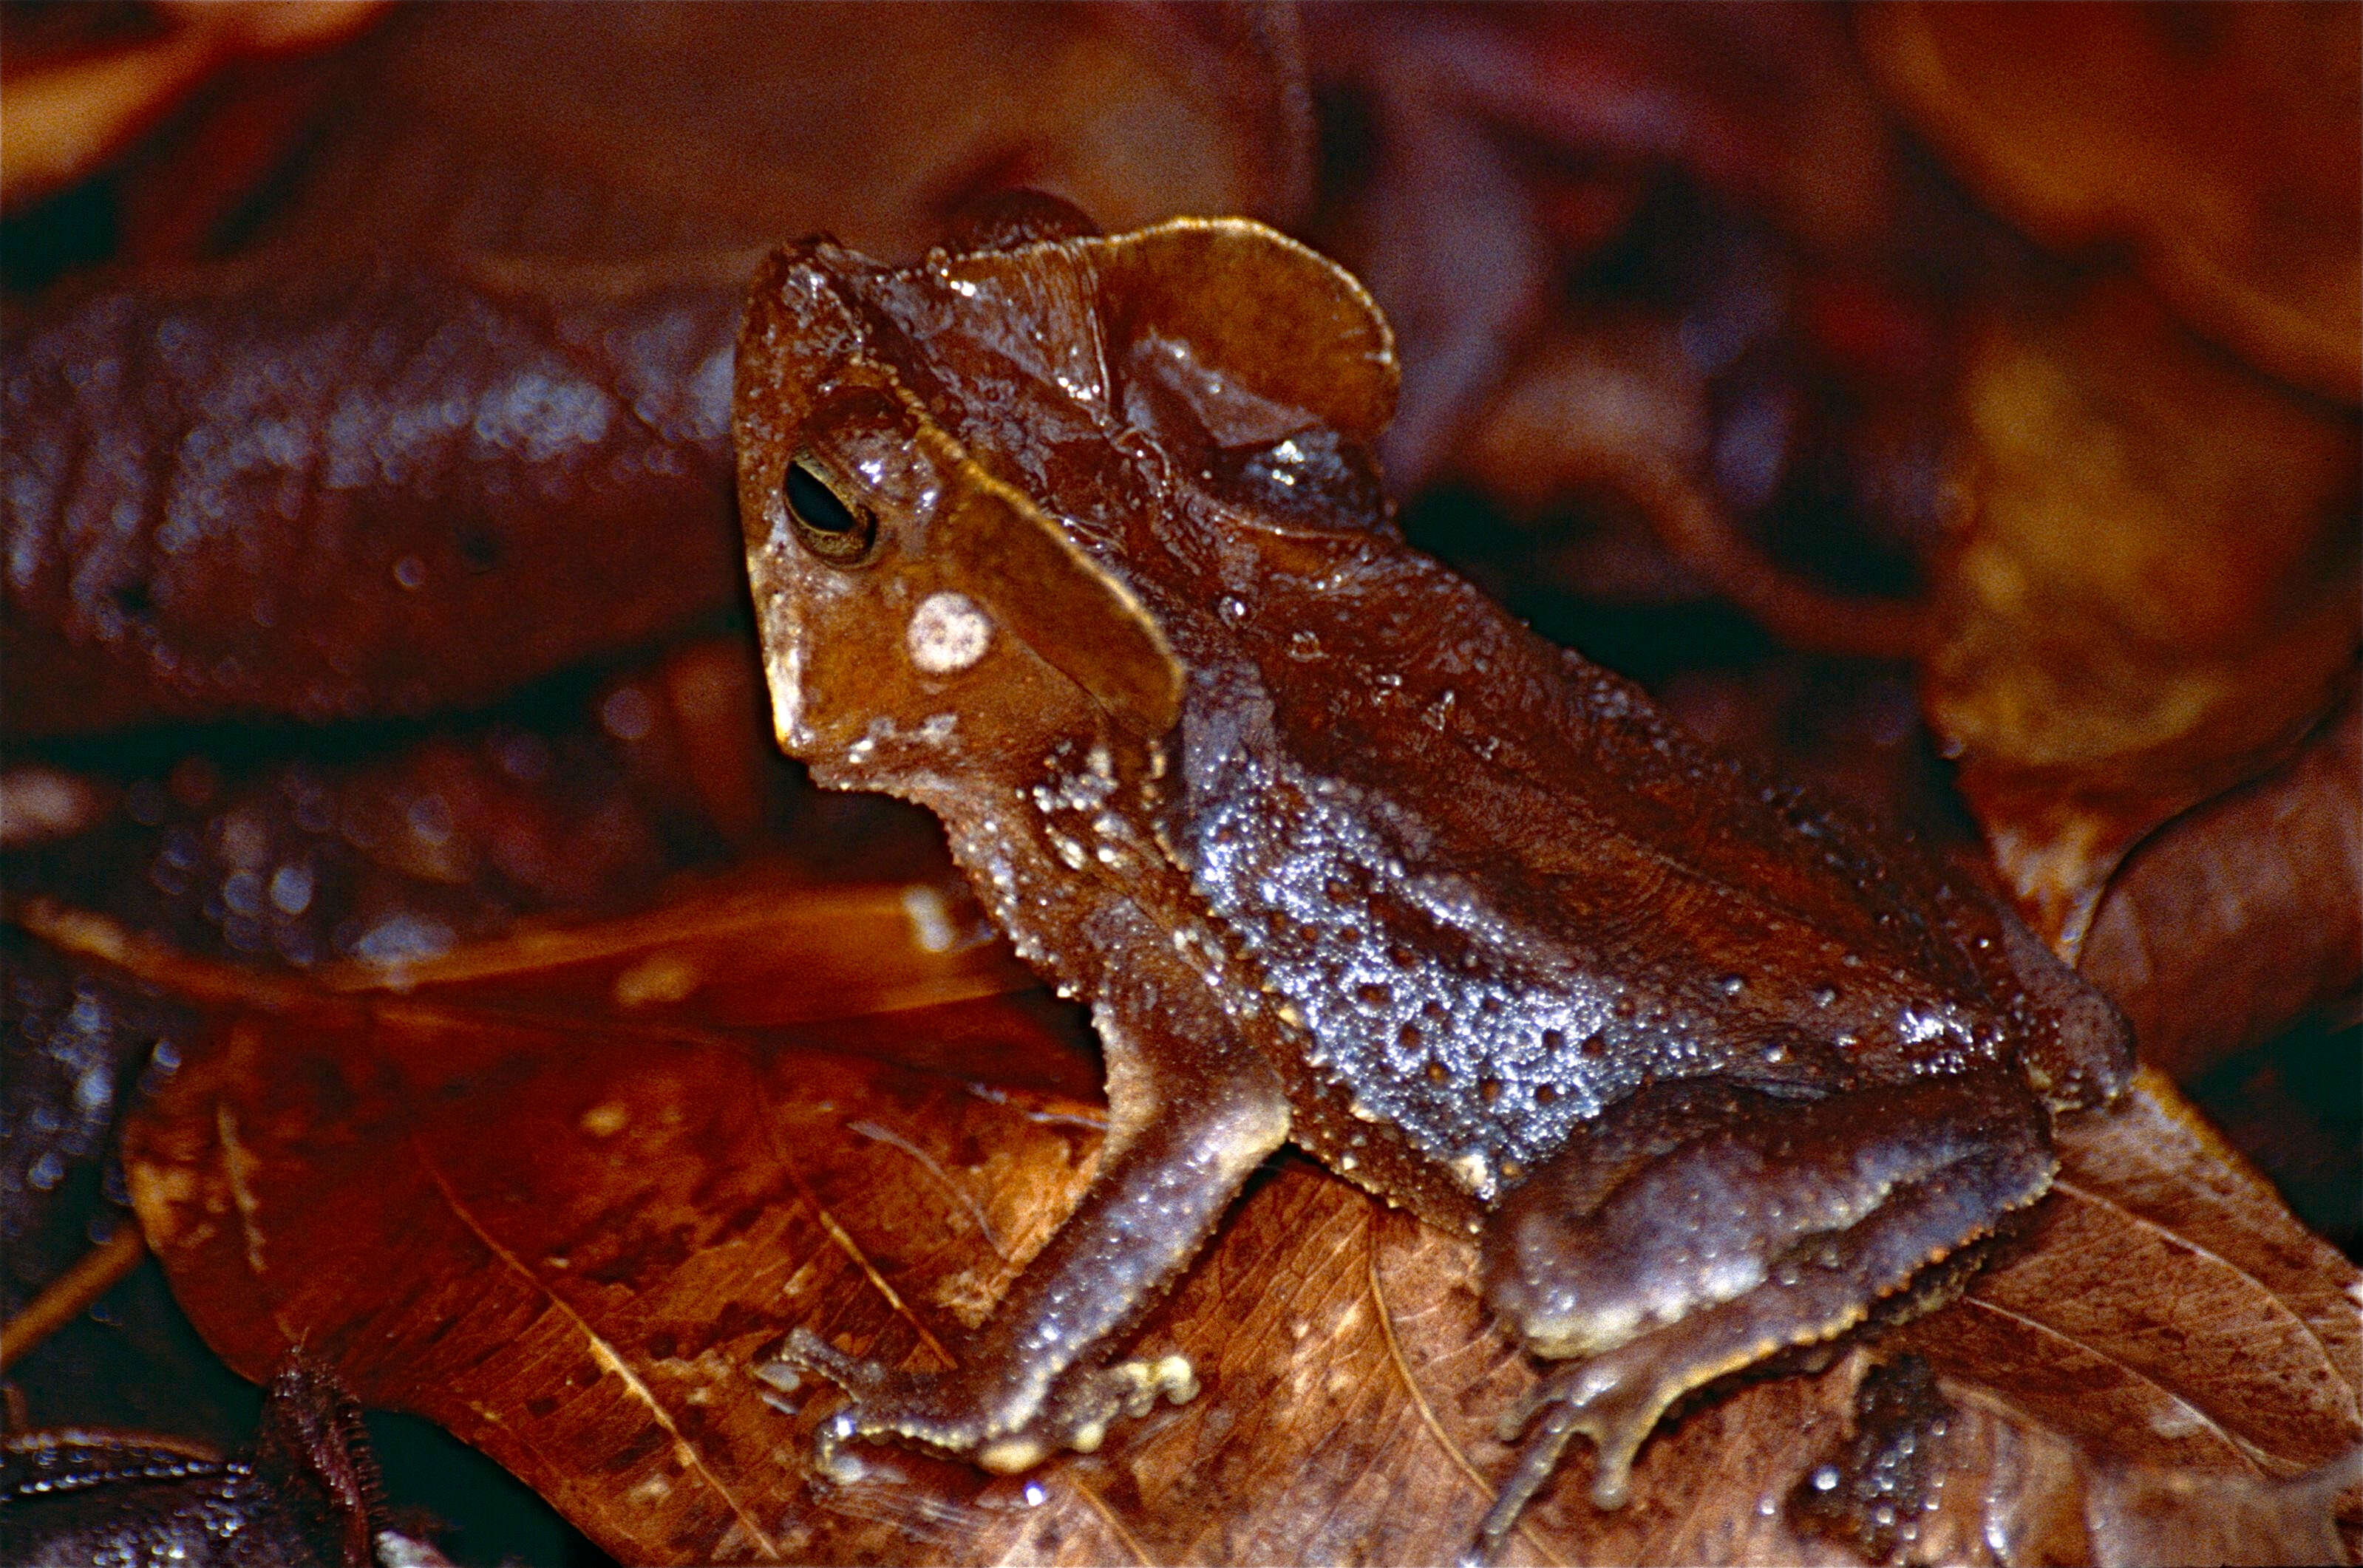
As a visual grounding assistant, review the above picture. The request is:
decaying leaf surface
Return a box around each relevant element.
[1306,2,1904,488]
[2081,691,2362,1084]
[1450,312,1932,661]
[1899,1073,2362,1484]
[106,945,1102,1563]
[110,840,2361,1568]
[1860,1,2362,403]
[1924,278,2360,953]
[227,2,1310,266]
[3,2,1311,276]
[0,633,969,972]
[3,259,749,734]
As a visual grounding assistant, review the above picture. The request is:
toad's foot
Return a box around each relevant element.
[1473,1069,2054,1556]
[767,1327,1198,1480]
[758,1045,1280,1487]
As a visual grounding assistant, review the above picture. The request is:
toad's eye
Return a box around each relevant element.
[783,458,877,564]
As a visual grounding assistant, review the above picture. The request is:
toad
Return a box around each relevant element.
[732,198,2130,1547]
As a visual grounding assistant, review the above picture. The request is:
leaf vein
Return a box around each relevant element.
[1959,1295,2282,1475]
[1366,1224,1566,1568]
[412,1137,785,1561]
[2050,1174,2351,1404]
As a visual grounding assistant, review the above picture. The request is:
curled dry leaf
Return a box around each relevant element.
[1455,316,1709,525]
[1924,278,2360,954]
[0,635,961,976]
[109,844,2359,1568]
[1860,1,2362,403]
[2,258,749,734]
[177,2,1310,267]
[16,842,1061,1108]
[1307,1,1900,488]
[1303,11,1552,490]
[2081,690,2362,1084]
[1454,313,1929,660]
[109,960,1104,1563]
[1892,1069,2363,1564]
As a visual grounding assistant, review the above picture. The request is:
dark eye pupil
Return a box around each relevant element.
[782,459,877,563]
[785,462,858,534]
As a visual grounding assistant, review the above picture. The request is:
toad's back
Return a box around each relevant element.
[1152,522,2105,1221]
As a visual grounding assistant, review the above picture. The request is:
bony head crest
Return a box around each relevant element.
[1086,217,1399,447]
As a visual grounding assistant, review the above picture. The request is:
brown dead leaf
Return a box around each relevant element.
[1924,278,2359,953]
[18,842,1072,1105]
[1861,1,2362,403]
[1,636,956,975]
[1308,1,1902,488]
[109,862,2359,1568]
[2081,689,2362,1083]
[180,2,1310,267]
[1900,1072,2362,1481]
[2,257,750,734]
[1452,313,1932,660]
[112,963,1105,1563]
[1894,1070,2363,1564]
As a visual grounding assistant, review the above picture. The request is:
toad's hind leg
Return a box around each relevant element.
[769,978,1289,1479]
[1473,1068,2054,1552]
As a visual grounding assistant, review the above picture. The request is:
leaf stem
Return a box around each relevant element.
[0,1224,147,1368]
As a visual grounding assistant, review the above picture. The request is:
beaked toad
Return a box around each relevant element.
[732,197,2131,1547]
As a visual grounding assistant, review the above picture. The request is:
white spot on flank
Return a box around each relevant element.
[908,590,992,672]
[1695,1255,1767,1309]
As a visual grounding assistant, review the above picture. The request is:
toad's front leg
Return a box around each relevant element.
[769,979,1289,1477]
